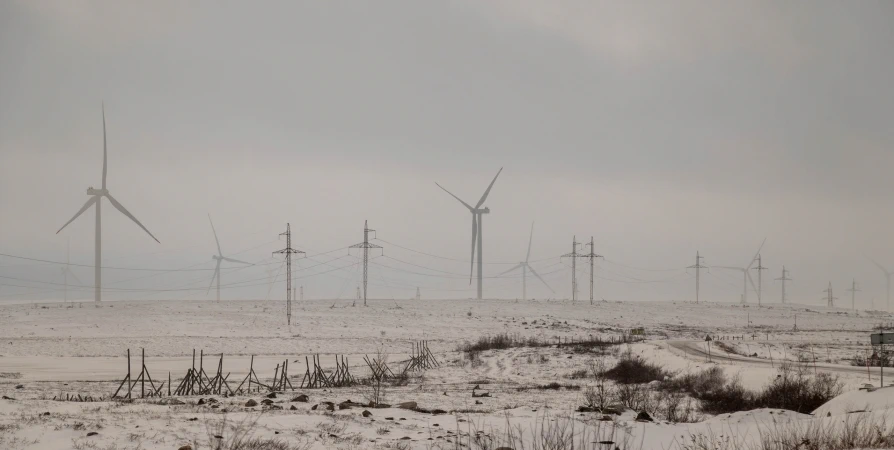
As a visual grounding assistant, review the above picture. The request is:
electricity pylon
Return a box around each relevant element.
[688,252,708,303]
[775,266,791,304]
[846,279,861,312]
[581,237,603,304]
[349,220,382,307]
[416,287,421,301]
[273,223,305,325]
[561,236,583,301]
[752,254,768,307]
[823,282,838,308]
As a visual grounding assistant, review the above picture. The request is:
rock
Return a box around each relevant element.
[42,412,50,416]
[600,415,613,422]
[214,435,223,439]
[291,394,309,402]
[362,410,372,417]
[290,405,297,411]
[314,402,335,411]
[1,396,14,400]
[15,385,23,389]
[197,398,206,405]
[635,411,653,422]
[177,446,193,450]
[245,399,258,407]
[266,392,277,399]
[207,398,218,403]
[386,417,394,420]
[86,432,98,437]
[187,418,198,422]
[475,400,483,405]
[211,405,219,409]
[261,399,274,405]
[577,406,596,413]
[431,409,447,415]
[397,401,417,410]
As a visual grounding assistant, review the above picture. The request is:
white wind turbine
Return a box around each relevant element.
[61,237,83,304]
[56,105,160,303]
[867,257,893,312]
[207,214,252,302]
[714,238,766,304]
[499,222,554,300]
[436,168,502,300]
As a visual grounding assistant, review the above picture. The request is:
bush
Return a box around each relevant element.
[459,333,542,353]
[604,352,669,384]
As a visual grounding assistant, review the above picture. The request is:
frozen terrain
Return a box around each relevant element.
[1,298,894,449]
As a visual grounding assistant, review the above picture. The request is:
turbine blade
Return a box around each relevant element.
[746,238,767,270]
[747,271,758,292]
[528,266,555,293]
[866,256,890,275]
[714,266,746,271]
[222,257,251,265]
[207,262,220,294]
[57,197,98,234]
[435,183,474,211]
[102,103,108,190]
[67,268,84,285]
[208,214,222,255]
[499,263,524,276]
[470,214,478,284]
[105,193,160,243]
[475,167,503,209]
[525,221,534,263]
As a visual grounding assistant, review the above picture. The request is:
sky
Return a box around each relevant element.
[1,1,893,307]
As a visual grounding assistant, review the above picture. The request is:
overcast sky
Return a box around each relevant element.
[2,1,893,306]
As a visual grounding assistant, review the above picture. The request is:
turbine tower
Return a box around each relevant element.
[499,222,554,300]
[436,168,503,300]
[56,105,160,304]
[714,238,766,304]
[868,257,893,311]
[206,214,251,302]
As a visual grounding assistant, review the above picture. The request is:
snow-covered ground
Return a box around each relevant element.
[1,299,893,449]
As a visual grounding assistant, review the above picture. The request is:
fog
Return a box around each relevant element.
[2,1,893,305]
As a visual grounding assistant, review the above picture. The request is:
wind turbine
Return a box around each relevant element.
[436,168,502,300]
[56,105,159,304]
[499,222,554,300]
[867,257,893,312]
[61,237,82,304]
[206,214,251,302]
[714,238,766,304]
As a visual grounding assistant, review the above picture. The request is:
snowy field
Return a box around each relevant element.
[2,298,894,449]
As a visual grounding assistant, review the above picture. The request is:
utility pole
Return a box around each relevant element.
[775,266,791,304]
[355,286,361,306]
[581,236,603,305]
[847,279,861,312]
[688,252,708,303]
[561,236,583,301]
[823,282,837,308]
[752,254,768,307]
[273,223,305,325]
[300,286,304,301]
[415,287,421,301]
[349,220,382,307]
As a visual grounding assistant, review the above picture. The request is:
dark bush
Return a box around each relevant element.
[604,354,669,384]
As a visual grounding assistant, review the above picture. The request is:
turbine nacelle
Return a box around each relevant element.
[474,207,490,215]
[86,187,109,196]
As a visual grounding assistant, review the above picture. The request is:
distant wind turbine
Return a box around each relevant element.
[867,257,893,312]
[436,168,502,300]
[207,214,252,302]
[61,237,82,304]
[56,105,160,303]
[499,222,554,300]
[714,238,766,304]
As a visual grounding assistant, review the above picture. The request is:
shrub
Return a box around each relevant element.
[604,352,669,384]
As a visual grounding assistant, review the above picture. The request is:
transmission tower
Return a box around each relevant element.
[416,287,421,301]
[688,251,707,303]
[752,254,768,307]
[823,282,837,308]
[561,236,583,301]
[775,266,791,304]
[847,279,861,312]
[300,285,304,301]
[355,286,361,306]
[349,220,382,307]
[581,237,603,305]
[273,223,305,325]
